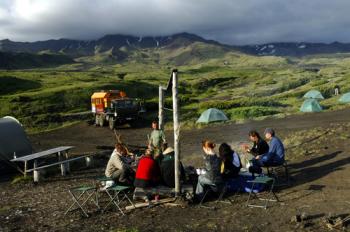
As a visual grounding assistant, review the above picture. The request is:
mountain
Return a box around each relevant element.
[0,33,220,56]
[2,33,350,66]
[237,42,350,56]
[0,51,74,69]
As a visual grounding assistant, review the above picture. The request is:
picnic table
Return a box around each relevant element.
[11,146,83,182]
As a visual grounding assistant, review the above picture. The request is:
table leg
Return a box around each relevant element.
[65,151,70,173]
[59,152,67,176]
[33,160,40,183]
[24,161,28,177]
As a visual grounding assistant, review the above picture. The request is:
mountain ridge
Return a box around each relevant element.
[2,32,350,62]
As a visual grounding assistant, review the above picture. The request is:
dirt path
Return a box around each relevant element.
[1,108,349,231]
[29,107,350,162]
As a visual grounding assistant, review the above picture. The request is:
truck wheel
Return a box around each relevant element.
[98,116,105,127]
[109,118,115,130]
[95,115,99,126]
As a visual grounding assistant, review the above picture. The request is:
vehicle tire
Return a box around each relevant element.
[95,115,99,126]
[98,115,105,127]
[109,118,115,130]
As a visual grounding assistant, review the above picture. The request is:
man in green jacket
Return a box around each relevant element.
[148,121,166,156]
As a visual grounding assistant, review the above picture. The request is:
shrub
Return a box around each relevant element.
[227,106,280,119]
[198,98,285,110]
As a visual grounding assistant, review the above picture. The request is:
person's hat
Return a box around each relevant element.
[264,128,275,136]
[163,147,174,155]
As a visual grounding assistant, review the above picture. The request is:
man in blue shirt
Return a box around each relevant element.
[249,128,285,174]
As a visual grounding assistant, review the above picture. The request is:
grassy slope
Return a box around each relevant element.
[0,52,73,69]
[1,47,350,133]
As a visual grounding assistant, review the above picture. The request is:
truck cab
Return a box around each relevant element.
[91,90,144,129]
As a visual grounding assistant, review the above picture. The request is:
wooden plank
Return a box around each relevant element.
[26,156,85,172]
[11,146,74,162]
[125,198,176,211]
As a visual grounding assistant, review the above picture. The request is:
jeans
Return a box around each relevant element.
[111,167,134,185]
[249,158,284,174]
[195,175,216,195]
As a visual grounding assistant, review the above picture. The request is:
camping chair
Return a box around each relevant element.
[246,175,278,209]
[102,185,135,215]
[199,180,239,208]
[65,185,99,217]
[266,160,290,186]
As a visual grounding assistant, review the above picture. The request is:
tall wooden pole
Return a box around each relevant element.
[172,69,181,196]
[158,85,164,130]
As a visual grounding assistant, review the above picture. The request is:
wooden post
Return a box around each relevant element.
[172,69,181,196]
[33,160,39,183]
[159,85,164,130]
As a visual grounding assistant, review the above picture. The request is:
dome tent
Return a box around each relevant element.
[0,117,32,162]
[303,90,324,100]
[196,108,228,123]
[339,92,350,103]
[300,99,322,112]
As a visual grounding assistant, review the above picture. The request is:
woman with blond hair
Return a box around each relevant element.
[195,140,223,197]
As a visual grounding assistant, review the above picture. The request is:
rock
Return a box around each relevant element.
[291,215,302,223]
[300,212,307,220]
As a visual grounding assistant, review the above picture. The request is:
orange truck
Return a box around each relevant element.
[91,90,144,129]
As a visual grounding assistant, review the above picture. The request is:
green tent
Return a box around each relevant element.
[303,90,324,100]
[0,117,33,174]
[339,92,350,103]
[196,108,228,123]
[300,99,322,112]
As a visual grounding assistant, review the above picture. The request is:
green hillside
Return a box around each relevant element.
[0,52,74,69]
[1,44,350,133]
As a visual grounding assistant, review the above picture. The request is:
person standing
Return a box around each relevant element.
[148,121,166,157]
[334,85,340,96]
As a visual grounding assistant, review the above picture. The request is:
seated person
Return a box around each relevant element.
[249,128,285,174]
[195,140,223,197]
[245,130,269,156]
[218,143,241,179]
[134,149,160,188]
[160,147,185,188]
[154,142,168,167]
[105,143,135,185]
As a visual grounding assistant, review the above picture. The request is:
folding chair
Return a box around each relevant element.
[65,186,99,217]
[199,181,237,208]
[102,185,135,215]
[246,175,279,209]
[266,160,290,186]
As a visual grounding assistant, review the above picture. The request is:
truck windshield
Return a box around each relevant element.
[114,100,135,108]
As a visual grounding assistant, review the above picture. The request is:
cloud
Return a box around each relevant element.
[1,0,350,45]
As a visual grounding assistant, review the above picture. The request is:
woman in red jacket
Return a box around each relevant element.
[134,149,160,188]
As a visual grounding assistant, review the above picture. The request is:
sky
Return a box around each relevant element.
[1,0,350,45]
